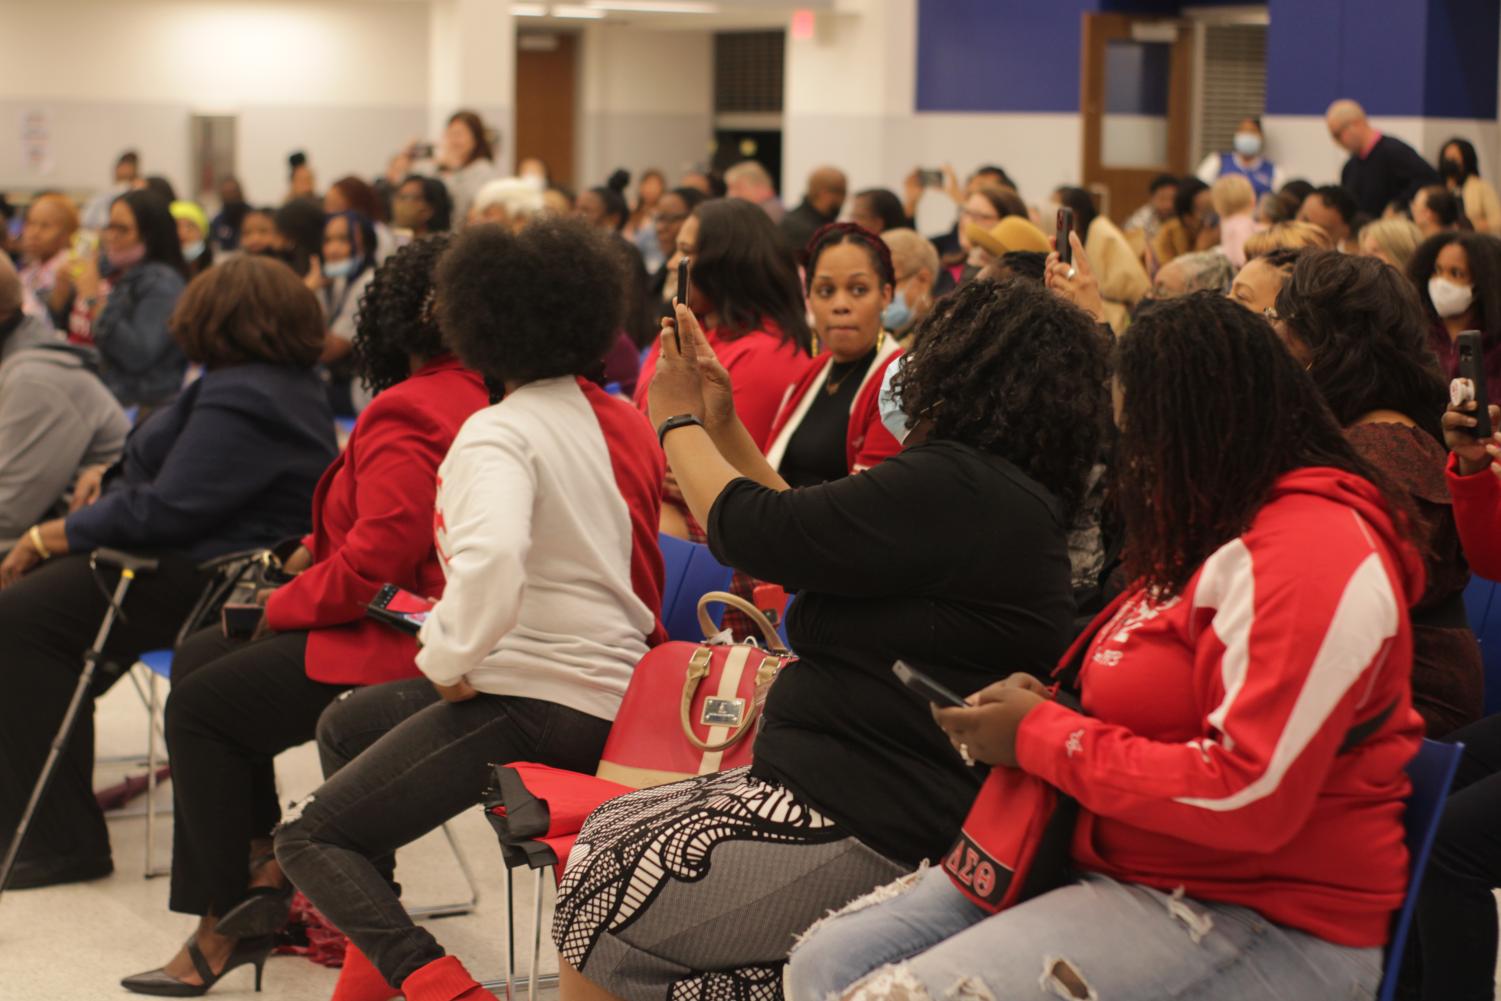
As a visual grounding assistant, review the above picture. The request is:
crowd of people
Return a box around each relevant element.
[0,95,1498,1001]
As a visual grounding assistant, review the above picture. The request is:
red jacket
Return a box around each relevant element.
[265,356,489,685]
[635,321,810,449]
[1016,468,1425,947]
[764,335,903,475]
[1445,451,1501,579]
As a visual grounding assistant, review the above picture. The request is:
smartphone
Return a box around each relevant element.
[366,583,435,636]
[918,168,944,189]
[1055,207,1074,265]
[412,142,435,160]
[892,660,968,709]
[1457,330,1492,439]
[672,257,691,353]
[221,603,264,640]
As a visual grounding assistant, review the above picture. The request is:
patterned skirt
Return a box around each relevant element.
[552,767,906,1001]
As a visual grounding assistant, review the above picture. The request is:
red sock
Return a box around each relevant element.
[400,955,498,1001]
[330,941,399,1001]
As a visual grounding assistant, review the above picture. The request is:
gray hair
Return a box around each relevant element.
[472,177,545,221]
[1163,251,1235,295]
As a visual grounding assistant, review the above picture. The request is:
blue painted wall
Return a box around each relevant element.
[917,0,1497,119]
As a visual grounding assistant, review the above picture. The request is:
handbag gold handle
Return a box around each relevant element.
[696,590,790,653]
[679,647,786,752]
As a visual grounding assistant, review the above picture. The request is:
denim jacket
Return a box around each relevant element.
[94,260,187,406]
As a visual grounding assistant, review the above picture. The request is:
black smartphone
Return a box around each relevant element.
[221,603,264,640]
[1055,207,1074,265]
[366,583,435,636]
[892,660,968,709]
[918,168,944,188]
[1457,330,1492,439]
[673,256,691,352]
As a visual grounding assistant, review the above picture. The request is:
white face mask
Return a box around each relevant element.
[1429,276,1474,318]
[1232,132,1262,158]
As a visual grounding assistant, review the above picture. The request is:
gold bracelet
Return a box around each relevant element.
[28,525,51,560]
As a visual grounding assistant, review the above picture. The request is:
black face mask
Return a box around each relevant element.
[1441,160,1466,181]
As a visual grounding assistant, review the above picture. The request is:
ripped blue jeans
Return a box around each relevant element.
[785,867,1382,1001]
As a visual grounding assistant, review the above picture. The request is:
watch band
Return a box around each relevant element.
[657,413,705,447]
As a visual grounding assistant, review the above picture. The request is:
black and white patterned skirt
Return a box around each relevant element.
[552,766,906,1001]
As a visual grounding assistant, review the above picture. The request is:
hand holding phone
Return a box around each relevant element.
[367,583,435,636]
[1055,207,1075,266]
[1456,331,1491,440]
[893,660,969,708]
[917,168,944,189]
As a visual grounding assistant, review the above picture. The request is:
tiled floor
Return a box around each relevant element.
[0,678,557,1001]
[3,674,1497,1000]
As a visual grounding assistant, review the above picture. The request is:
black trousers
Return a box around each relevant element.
[275,679,612,987]
[164,626,346,916]
[1403,712,1501,1001]
[0,552,206,863]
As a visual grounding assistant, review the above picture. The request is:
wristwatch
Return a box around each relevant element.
[657,413,705,447]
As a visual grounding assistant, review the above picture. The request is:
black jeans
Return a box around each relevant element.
[0,552,205,864]
[274,679,612,987]
[164,626,347,916]
[1404,713,1501,1001]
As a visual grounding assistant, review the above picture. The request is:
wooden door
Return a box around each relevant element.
[1081,13,1192,222]
[516,32,578,189]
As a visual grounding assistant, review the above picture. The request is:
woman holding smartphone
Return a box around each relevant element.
[120,237,489,997]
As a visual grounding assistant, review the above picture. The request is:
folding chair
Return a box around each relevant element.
[658,534,733,643]
[1374,738,1465,1001]
[1461,575,1501,715]
[482,592,790,1000]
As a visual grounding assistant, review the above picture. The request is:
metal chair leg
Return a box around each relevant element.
[504,864,515,1001]
[144,669,164,878]
[531,867,546,1001]
[408,821,480,919]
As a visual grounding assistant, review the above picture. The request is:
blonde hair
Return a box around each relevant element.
[29,193,80,234]
[1211,174,1255,218]
[1244,221,1334,258]
[881,227,939,282]
[1358,217,1424,272]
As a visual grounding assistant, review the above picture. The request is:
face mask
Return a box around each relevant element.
[1429,276,1474,318]
[323,257,358,280]
[102,242,146,274]
[882,290,911,332]
[877,355,910,443]
[1232,132,1262,158]
[182,240,206,262]
[1441,159,1466,181]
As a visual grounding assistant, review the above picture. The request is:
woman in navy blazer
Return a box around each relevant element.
[121,236,491,997]
[0,256,336,895]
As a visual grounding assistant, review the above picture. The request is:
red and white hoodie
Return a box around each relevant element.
[765,335,903,475]
[1016,467,1426,947]
[418,376,666,721]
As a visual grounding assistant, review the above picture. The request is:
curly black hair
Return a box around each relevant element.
[352,233,452,395]
[892,278,1109,519]
[436,217,624,384]
[1116,292,1406,597]
[1275,249,1447,441]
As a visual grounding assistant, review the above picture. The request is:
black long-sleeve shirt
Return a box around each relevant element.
[1342,135,1441,218]
[708,439,1075,865]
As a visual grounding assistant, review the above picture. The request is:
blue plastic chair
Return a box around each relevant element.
[138,649,173,680]
[658,534,733,643]
[1375,738,1466,1001]
[1462,575,1501,715]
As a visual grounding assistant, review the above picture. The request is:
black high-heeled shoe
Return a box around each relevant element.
[120,935,274,997]
[213,853,294,938]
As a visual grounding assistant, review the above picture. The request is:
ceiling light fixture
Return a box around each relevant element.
[588,1,721,13]
[510,3,548,15]
[552,4,607,18]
